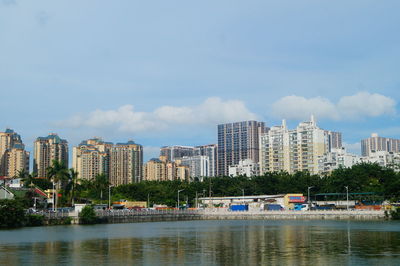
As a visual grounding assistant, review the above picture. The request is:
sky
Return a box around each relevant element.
[1,0,400,162]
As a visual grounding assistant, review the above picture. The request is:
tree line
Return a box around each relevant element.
[17,162,400,208]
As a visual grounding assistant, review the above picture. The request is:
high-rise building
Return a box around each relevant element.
[260,116,330,175]
[194,144,218,177]
[326,131,342,152]
[143,158,167,181]
[160,146,195,161]
[228,159,260,177]
[109,141,143,186]
[0,129,29,177]
[217,121,268,176]
[361,133,400,156]
[179,155,210,180]
[143,156,190,181]
[72,138,111,181]
[33,134,68,178]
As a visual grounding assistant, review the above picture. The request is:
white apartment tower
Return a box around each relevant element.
[260,116,330,175]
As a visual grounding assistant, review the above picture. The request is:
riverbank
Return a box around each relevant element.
[91,209,386,224]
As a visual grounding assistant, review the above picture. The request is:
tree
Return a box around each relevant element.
[47,160,69,207]
[79,205,98,224]
[92,174,110,200]
[0,199,26,228]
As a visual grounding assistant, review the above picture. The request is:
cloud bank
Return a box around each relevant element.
[61,97,258,133]
[271,92,396,121]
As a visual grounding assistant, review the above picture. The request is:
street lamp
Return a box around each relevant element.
[242,189,245,204]
[108,185,112,210]
[345,186,349,210]
[308,186,314,209]
[177,189,185,209]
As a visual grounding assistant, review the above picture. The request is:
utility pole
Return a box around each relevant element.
[345,186,349,210]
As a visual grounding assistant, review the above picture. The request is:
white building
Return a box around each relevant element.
[228,159,260,177]
[318,148,360,174]
[260,116,332,175]
[360,151,400,170]
[194,144,218,177]
[179,155,210,181]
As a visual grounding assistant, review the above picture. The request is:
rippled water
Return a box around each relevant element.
[1,220,400,265]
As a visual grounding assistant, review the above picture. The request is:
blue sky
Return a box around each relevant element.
[1,0,399,161]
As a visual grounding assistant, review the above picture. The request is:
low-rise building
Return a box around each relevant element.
[228,159,260,177]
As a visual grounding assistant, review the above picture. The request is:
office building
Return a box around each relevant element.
[218,121,268,176]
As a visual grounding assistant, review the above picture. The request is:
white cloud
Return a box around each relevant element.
[61,97,258,133]
[271,92,396,121]
[271,95,339,120]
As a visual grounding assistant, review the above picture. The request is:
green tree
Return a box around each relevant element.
[79,205,98,224]
[0,199,26,228]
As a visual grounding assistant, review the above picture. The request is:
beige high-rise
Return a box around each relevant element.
[109,141,143,186]
[33,134,68,178]
[72,138,110,181]
[0,129,29,177]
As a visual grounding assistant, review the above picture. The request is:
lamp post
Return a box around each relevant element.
[345,186,349,210]
[177,189,184,209]
[308,186,314,209]
[242,189,245,204]
[108,185,112,210]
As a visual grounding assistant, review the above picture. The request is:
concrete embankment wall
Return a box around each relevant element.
[202,210,386,220]
[90,210,386,224]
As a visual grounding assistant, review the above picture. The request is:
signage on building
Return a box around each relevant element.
[288,196,305,203]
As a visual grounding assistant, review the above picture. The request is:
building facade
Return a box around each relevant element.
[160,146,195,162]
[179,155,210,180]
[218,121,268,176]
[72,138,111,181]
[194,144,218,177]
[361,133,400,156]
[33,134,68,178]
[228,159,260,177]
[260,117,332,175]
[109,141,143,186]
[0,129,29,178]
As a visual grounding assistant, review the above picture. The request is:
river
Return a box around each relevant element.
[1,220,399,265]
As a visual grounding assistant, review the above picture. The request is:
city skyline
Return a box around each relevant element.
[1,1,400,161]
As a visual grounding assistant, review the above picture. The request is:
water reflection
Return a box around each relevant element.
[1,220,400,265]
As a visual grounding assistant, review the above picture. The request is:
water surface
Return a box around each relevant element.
[1,220,400,265]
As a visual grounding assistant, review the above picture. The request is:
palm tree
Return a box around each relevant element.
[93,173,110,201]
[47,160,69,208]
[63,168,79,206]
[17,169,33,187]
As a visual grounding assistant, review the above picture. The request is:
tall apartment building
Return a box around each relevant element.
[109,141,143,186]
[361,133,400,156]
[0,129,29,177]
[160,146,195,161]
[143,156,189,181]
[217,121,268,176]
[326,131,342,152]
[33,134,68,177]
[260,117,331,175]
[72,138,111,181]
[194,144,218,177]
[179,155,210,180]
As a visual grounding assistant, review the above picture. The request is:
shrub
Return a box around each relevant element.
[79,205,98,224]
[390,207,400,220]
[26,214,45,226]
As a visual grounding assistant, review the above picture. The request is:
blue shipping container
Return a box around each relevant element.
[230,205,249,211]
[265,204,283,211]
